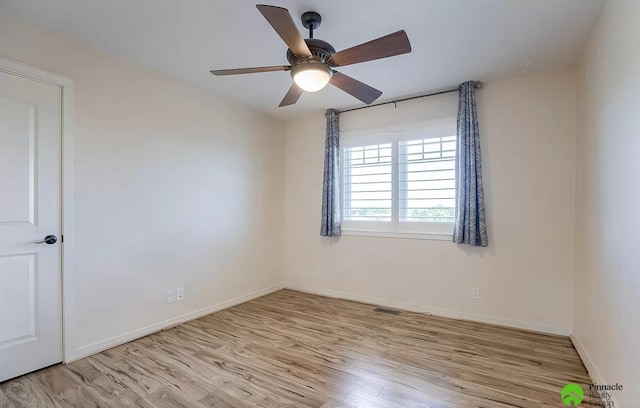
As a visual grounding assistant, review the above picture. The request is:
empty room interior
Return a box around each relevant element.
[0,0,638,407]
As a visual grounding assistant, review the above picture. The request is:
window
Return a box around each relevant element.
[341,118,456,238]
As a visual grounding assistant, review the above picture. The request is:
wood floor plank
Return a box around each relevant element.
[342,389,407,408]
[63,358,157,408]
[0,375,62,408]
[198,386,257,408]
[0,289,599,407]
[33,366,103,408]
[148,385,207,408]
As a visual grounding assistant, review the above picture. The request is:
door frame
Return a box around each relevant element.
[0,56,75,363]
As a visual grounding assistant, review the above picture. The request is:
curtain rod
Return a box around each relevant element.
[339,81,483,114]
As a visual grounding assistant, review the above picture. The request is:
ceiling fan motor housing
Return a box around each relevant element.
[287,39,336,65]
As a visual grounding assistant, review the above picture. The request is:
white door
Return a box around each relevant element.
[0,70,62,382]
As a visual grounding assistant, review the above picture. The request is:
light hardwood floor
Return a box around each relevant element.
[1,289,599,408]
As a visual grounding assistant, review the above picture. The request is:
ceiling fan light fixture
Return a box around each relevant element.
[291,62,332,92]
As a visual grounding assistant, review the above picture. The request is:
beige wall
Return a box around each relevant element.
[574,0,640,405]
[0,16,285,360]
[285,69,576,335]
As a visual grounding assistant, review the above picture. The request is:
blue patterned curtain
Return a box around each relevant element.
[453,81,488,247]
[320,109,341,237]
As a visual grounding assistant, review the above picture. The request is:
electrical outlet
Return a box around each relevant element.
[167,289,176,303]
[471,287,480,300]
[177,287,184,301]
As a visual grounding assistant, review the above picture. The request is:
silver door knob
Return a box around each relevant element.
[34,235,57,245]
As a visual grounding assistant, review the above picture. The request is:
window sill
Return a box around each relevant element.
[341,229,452,241]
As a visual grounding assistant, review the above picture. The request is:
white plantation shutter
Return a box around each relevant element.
[341,117,457,236]
[343,143,392,222]
[399,136,456,223]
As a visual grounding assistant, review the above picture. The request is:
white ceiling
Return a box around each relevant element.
[0,0,605,120]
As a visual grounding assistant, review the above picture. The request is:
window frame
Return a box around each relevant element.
[340,117,457,240]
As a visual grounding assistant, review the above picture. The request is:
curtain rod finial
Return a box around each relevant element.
[474,81,483,89]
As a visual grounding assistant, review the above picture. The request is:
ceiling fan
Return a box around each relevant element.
[210,4,412,107]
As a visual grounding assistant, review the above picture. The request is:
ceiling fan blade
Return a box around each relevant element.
[279,83,304,107]
[210,65,290,76]
[328,30,411,67]
[256,5,312,57]
[330,71,382,105]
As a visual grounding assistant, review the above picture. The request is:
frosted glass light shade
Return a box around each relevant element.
[291,63,332,92]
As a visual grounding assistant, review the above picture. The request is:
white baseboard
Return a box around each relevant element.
[66,283,284,363]
[285,283,571,336]
[570,334,605,384]
[570,335,621,407]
